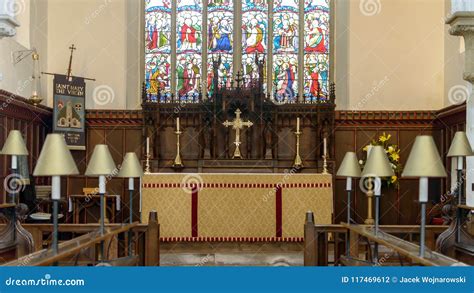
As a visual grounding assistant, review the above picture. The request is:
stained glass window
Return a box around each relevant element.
[304,0,330,101]
[207,0,234,95]
[145,0,172,101]
[144,0,331,102]
[177,0,203,101]
[242,0,268,90]
[273,0,299,102]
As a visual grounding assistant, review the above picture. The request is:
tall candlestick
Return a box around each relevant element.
[177,117,180,132]
[146,137,150,155]
[296,117,300,133]
[323,137,327,157]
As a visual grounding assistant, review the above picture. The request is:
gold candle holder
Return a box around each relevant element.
[173,117,184,168]
[364,178,375,225]
[294,117,303,168]
[322,154,329,174]
[144,153,151,174]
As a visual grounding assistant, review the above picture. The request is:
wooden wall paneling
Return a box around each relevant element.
[277,128,295,160]
[181,128,200,161]
[161,127,176,160]
[105,129,123,222]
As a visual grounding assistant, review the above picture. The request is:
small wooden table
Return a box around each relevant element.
[68,194,120,224]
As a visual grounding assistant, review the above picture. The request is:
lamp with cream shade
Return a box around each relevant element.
[336,151,361,256]
[85,144,117,232]
[361,145,394,263]
[402,135,447,257]
[1,130,29,204]
[33,134,79,254]
[446,131,473,243]
[361,146,394,235]
[85,144,116,260]
[117,152,144,256]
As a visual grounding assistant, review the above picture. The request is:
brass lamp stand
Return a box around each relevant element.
[364,179,374,225]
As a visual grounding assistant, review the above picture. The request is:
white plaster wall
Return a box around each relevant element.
[45,0,128,109]
[342,0,447,111]
[0,0,34,99]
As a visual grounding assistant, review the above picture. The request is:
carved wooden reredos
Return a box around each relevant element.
[141,59,336,173]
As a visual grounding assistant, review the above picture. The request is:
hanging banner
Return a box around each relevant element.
[53,74,86,150]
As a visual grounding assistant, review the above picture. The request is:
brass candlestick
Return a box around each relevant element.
[322,154,329,174]
[293,117,303,168]
[145,153,151,174]
[173,117,184,168]
[294,130,303,168]
[364,177,375,225]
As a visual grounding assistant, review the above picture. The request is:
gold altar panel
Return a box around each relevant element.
[141,176,192,237]
[142,173,333,239]
[281,175,333,237]
[199,185,275,238]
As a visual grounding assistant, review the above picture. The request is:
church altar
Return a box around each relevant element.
[141,173,333,241]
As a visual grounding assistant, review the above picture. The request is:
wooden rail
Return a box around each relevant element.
[342,223,465,266]
[2,211,160,266]
[304,211,450,266]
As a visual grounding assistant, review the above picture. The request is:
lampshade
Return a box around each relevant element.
[1,130,28,155]
[33,134,79,176]
[84,144,117,177]
[361,146,395,177]
[447,131,473,157]
[117,152,144,178]
[337,152,361,178]
[402,136,447,178]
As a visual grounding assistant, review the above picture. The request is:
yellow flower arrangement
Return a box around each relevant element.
[360,132,403,188]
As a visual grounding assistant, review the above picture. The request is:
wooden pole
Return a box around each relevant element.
[145,211,160,266]
[304,211,317,266]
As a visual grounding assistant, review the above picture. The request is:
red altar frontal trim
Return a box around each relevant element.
[142,183,332,188]
[159,237,304,243]
[141,173,333,239]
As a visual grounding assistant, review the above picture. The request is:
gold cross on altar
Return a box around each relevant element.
[223,108,253,159]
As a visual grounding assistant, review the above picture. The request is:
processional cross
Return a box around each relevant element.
[223,108,253,159]
[66,44,76,81]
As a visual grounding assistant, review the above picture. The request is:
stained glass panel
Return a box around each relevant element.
[304,0,330,101]
[207,0,234,95]
[145,0,172,101]
[242,0,267,89]
[177,0,203,100]
[273,0,299,101]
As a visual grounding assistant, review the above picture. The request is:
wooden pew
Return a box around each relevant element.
[0,204,34,264]
[304,211,451,266]
[3,211,160,266]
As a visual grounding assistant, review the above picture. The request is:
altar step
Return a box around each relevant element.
[160,242,305,266]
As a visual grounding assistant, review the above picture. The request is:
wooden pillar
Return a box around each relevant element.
[145,211,160,266]
[304,211,317,266]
